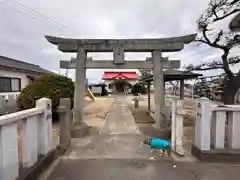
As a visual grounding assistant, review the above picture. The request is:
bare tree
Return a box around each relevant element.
[138,69,152,80]
[186,0,240,104]
[168,81,179,95]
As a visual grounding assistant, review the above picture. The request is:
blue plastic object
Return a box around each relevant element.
[148,138,169,149]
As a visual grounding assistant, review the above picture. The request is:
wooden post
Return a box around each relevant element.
[134,97,139,108]
[171,98,177,151]
[152,50,164,129]
[147,81,151,111]
[180,79,184,100]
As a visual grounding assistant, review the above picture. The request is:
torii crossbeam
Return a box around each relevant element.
[60,57,180,69]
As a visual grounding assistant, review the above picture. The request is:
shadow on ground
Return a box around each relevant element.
[130,106,171,140]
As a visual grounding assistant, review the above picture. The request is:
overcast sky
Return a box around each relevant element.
[0,0,239,83]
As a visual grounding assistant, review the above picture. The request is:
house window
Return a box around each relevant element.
[0,77,21,92]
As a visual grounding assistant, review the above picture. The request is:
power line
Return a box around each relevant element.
[10,0,79,34]
[0,3,69,35]
[0,0,79,36]
[2,4,69,34]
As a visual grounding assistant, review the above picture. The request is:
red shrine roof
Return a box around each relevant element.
[102,72,137,80]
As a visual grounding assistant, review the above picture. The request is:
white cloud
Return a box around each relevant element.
[41,48,62,55]
[205,53,222,61]
[0,0,239,83]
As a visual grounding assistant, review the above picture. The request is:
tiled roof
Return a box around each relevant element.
[229,12,240,32]
[0,55,54,75]
[140,69,202,82]
[102,72,137,80]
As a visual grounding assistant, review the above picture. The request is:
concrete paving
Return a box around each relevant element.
[66,134,170,160]
[66,97,167,160]
[100,97,140,134]
[45,96,240,180]
[46,159,240,180]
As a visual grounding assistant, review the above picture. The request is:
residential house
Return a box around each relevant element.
[0,55,54,99]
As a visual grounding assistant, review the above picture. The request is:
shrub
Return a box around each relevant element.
[17,74,74,121]
[113,79,130,92]
[131,83,147,95]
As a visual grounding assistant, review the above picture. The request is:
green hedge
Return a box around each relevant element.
[131,83,147,95]
[17,74,74,121]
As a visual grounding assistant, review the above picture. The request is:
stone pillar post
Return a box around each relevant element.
[211,111,226,149]
[58,98,71,151]
[180,79,184,100]
[147,81,151,111]
[72,49,89,138]
[194,98,212,151]
[36,98,52,154]
[152,50,164,129]
[73,49,86,124]
[228,111,240,149]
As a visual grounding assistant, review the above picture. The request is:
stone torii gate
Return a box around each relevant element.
[45,34,196,136]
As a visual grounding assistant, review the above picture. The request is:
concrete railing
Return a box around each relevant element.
[0,98,52,180]
[211,105,240,150]
[171,97,240,161]
[194,98,240,152]
[0,97,73,180]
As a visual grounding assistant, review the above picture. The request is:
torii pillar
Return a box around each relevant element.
[73,49,86,123]
[152,51,165,128]
[71,49,89,137]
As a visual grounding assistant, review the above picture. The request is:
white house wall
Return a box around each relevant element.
[0,69,30,97]
[104,79,137,92]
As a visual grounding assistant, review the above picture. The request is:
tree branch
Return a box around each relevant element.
[230,0,239,5]
[210,2,220,20]
[185,56,240,71]
[226,34,240,50]
[213,9,240,22]
[213,30,224,44]
[196,0,240,80]
[199,26,226,50]
[138,69,152,79]
[221,51,234,78]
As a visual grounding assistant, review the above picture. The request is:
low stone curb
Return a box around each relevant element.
[17,146,67,180]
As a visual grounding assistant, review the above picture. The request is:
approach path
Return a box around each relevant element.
[44,96,240,180]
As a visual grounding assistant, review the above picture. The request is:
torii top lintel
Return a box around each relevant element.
[45,34,197,53]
